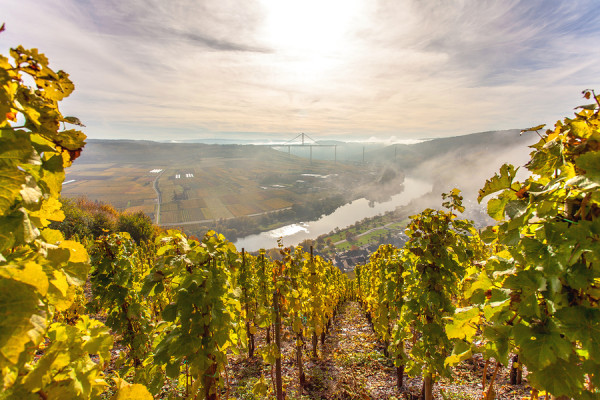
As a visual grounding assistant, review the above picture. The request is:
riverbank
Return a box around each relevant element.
[234,177,432,251]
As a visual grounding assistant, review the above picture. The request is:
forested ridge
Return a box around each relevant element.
[2,41,600,400]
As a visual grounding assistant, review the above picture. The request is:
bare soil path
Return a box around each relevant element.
[226,301,532,399]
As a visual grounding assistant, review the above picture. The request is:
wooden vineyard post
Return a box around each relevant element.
[297,334,306,388]
[423,373,433,400]
[273,288,284,400]
[260,253,272,345]
[292,250,306,389]
[310,246,319,358]
[396,253,405,389]
[396,365,404,390]
[316,245,327,347]
[242,249,255,358]
[510,354,522,385]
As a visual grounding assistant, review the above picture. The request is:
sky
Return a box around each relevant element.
[2,0,600,141]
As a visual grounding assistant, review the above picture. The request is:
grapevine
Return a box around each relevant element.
[0,43,125,399]
[452,91,600,399]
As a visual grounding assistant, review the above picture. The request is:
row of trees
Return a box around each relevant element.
[187,194,349,242]
[54,196,158,243]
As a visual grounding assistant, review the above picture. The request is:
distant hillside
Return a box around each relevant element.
[365,129,530,167]
[271,130,532,164]
[66,130,537,242]
[365,129,538,208]
[79,140,295,165]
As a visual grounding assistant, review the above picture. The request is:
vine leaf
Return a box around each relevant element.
[0,279,46,364]
[446,307,479,341]
[111,383,154,400]
[527,361,584,398]
[513,324,572,369]
[575,151,600,183]
[521,124,546,133]
[444,340,472,367]
[555,306,600,359]
[478,164,520,203]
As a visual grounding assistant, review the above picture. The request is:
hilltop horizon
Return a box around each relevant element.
[85,128,521,146]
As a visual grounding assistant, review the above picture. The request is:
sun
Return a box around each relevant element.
[259,0,365,56]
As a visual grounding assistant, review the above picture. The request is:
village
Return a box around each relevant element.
[308,225,411,273]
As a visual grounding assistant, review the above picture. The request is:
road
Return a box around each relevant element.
[152,170,165,225]
[158,206,293,227]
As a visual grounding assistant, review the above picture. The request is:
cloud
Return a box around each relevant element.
[342,137,430,145]
[2,0,599,140]
[173,30,269,52]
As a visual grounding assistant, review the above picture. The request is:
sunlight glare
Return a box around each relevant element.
[260,0,364,55]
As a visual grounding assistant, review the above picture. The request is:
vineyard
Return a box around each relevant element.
[2,43,600,400]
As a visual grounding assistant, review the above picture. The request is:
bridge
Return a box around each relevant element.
[261,133,338,163]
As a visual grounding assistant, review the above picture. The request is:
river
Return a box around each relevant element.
[233,177,432,251]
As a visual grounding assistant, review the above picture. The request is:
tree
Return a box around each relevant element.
[345,231,356,243]
[117,211,157,243]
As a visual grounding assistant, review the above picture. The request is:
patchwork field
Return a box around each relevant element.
[62,163,158,215]
[155,158,336,224]
[62,140,369,226]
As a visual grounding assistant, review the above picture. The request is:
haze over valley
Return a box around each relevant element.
[61,128,536,250]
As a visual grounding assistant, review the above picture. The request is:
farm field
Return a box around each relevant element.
[62,140,373,226]
[62,163,158,216]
